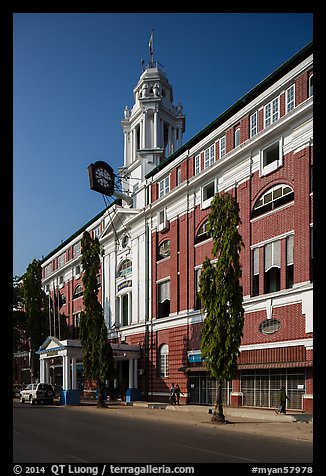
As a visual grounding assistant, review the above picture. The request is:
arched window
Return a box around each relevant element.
[159,344,169,378]
[157,240,170,260]
[73,284,83,299]
[252,184,294,218]
[118,259,132,278]
[195,219,210,244]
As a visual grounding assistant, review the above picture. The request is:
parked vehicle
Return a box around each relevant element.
[19,383,55,405]
[13,383,25,398]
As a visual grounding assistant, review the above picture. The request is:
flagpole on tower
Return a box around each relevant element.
[149,29,154,66]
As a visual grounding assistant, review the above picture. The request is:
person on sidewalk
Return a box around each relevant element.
[174,384,184,405]
[275,385,290,414]
[169,383,176,405]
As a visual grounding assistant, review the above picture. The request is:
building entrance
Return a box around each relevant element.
[188,372,232,405]
[240,368,306,410]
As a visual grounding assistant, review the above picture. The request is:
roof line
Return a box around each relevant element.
[145,41,313,180]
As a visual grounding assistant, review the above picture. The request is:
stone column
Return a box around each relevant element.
[133,359,138,389]
[129,359,134,388]
[71,357,77,390]
[40,358,45,383]
[44,359,50,384]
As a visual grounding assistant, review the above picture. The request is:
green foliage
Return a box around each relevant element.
[199,192,244,383]
[80,231,114,401]
[23,259,50,381]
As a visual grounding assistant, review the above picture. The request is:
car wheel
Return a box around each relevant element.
[19,397,24,404]
[29,396,35,405]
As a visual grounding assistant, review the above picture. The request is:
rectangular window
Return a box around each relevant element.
[204,144,215,168]
[73,242,81,258]
[157,280,170,318]
[176,167,181,186]
[308,74,313,97]
[44,263,53,278]
[219,136,226,158]
[195,268,202,310]
[264,97,279,128]
[252,248,260,297]
[58,253,65,269]
[201,181,216,209]
[286,235,294,288]
[286,84,295,113]
[194,154,201,175]
[93,225,101,239]
[234,127,241,148]
[264,240,281,293]
[261,140,282,176]
[250,112,257,137]
[159,176,170,197]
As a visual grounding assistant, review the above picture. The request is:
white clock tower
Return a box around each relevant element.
[119,58,185,205]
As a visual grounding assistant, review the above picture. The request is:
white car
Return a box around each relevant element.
[19,383,55,405]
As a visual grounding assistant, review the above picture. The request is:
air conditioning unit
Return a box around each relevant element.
[157,209,169,232]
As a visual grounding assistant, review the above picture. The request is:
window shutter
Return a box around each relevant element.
[265,243,272,271]
[253,248,259,275]
[287,235,294,265]
[273,240,281,267]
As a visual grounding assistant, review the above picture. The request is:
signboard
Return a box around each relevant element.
[117,280,132,292]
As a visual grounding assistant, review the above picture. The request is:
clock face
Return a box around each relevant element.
[95,166,112,188]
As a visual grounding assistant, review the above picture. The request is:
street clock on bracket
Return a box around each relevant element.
[88,161,115,196]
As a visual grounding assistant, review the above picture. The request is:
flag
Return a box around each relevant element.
[149,30,153,56]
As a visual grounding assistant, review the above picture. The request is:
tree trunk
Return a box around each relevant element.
[96,382,107,408]
[211,378,226,423]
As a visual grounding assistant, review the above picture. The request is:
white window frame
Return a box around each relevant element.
[194,154,201,175]
[93,225,101,239]
[158,176,170,198]
[264,97,279,128]
[260,138,283,176]
[73,242,81,258]
[58,253,65,269]
[157,208,169,232]
[286,84,295,113]
[201,180,216,209]
[234,127,241,148]
[159,344,169,378]
[250,111,258,138]
[204,144,215,169]
[219,135,226,158]
[308,74,313,97]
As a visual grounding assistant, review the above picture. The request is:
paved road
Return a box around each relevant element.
[13,401,313,464]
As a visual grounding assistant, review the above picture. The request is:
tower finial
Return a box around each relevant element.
[149,30,154,65]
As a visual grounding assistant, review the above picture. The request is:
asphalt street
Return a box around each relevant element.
[13,401,313,464]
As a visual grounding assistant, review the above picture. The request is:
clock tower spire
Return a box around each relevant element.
[120,53,185,181]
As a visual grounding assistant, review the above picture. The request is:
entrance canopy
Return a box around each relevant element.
[36,336,141,404]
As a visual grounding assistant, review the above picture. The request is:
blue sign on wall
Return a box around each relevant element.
[188,353,202,363]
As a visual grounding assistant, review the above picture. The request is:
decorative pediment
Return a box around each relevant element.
[101,206,140,239]
[37,336,64,354]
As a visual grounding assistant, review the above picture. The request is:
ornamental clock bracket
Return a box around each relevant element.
[88,161,132,204]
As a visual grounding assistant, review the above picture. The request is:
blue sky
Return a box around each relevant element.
[13,13,313,277]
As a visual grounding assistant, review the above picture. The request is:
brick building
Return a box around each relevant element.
[41,42,313,412]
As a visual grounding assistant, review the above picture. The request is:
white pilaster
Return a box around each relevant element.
[129,359,134,388]
[133,359,138,388]
[71,357,77,390]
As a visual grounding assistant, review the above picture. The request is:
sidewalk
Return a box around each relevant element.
[130,401,313,423]
[79,398,312,423]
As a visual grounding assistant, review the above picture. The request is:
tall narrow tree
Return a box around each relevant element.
[199,192,244,423]
[80,231,114,407]
[23,259,50,382]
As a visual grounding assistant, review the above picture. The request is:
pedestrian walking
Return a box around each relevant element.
[169,383,176,405]
[275,385,290,414]
[174,384,184,405]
